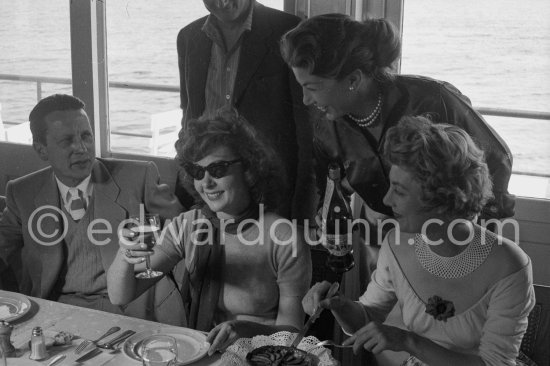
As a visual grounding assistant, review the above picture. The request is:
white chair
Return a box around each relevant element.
[149,109,182,156]
[5,121,32,144]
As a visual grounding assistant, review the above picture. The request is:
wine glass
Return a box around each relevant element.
[141,335,178,366]
[128,213,163,279]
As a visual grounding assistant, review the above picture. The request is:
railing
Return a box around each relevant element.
[2,73,550,122]
[1,73,550,177]
[0,74,178,138]
[0,73,179,98]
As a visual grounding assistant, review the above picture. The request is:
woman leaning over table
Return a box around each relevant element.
[303,116,535,366]
[107,110,311,355]
[280,13,514,224]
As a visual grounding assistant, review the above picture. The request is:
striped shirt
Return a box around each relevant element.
[202,1,254,116]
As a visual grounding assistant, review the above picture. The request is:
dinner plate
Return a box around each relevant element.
[0,290,31,322]
[122,327,210,365]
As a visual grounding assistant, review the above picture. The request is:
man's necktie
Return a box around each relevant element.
[67,188,87,221]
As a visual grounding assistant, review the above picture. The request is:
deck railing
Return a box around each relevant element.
[0,73,179,138]
[1,73,549,178]
[2,72,550,125]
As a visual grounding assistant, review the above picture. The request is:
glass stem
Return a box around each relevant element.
[145,255,152,274]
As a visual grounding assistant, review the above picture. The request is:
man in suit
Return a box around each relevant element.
[176,0,315,220]
[0,94,182,318]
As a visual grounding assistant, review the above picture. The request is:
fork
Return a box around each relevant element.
[314,340,353,348]
[74,326,121,354]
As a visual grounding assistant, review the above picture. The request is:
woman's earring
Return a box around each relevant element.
[349,86,355,91]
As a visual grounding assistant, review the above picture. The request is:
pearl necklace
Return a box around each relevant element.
[346,92,383,128]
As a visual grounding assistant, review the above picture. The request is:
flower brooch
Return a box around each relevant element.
[425,295,455,321]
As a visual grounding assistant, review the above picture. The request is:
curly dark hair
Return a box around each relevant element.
[383,116,493,220]
[280,13,401,82]
[175,109,287,211]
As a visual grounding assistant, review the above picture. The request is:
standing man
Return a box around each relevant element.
[0,94,182,319]
[176,0,315,220]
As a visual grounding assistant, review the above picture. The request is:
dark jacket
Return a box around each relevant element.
[314,75,515,220]
[176,2,315,220]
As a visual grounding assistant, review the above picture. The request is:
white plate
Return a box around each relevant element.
[0,290,31,322]
[122,327,210,365]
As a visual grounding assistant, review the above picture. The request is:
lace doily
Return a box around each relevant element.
[221,331,338,366]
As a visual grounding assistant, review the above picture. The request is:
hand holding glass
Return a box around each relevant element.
[125,213,162,279]
[141,335,178,366]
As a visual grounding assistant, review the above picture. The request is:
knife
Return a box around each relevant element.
[97,330,136,350]
[47,354,66,366]
[290,282,340,348]
[74,347,102,363]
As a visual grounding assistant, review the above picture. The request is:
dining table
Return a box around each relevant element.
[1,290,222,366]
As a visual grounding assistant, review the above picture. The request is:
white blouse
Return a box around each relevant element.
[358,233,535,366]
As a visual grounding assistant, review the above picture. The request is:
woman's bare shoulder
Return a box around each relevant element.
[483,227,530,276]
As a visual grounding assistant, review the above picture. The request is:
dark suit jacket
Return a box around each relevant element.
[176,2,315,220]
[0,158,183,322]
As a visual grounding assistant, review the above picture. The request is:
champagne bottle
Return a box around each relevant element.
[321,163,355,273]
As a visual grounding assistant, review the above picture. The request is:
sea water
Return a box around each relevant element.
[0,0,548,175]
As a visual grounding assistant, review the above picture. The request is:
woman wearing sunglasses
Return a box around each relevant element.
[107,109,312,355]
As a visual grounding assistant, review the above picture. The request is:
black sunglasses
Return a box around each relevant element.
[183,159,243,180]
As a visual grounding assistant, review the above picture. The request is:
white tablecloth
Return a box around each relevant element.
[2,290,221,366]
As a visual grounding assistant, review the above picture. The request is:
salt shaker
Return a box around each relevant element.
[0,321,15,357]
[29,326,48,360]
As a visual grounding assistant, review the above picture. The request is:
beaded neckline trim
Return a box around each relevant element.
[414,229,494,279]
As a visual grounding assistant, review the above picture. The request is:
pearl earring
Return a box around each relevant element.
[349,86,354,91]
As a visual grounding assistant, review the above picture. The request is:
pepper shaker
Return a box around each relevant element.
[29,326,48,360]
[0,321,15,357]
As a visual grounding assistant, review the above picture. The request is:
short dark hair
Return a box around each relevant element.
[29,94,85,145]
[280,13,401,82]
[383,116,493,219]
[175,109,287,211]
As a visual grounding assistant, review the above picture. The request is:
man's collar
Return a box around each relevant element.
[241,0,255,31]
[55,174,93,204]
